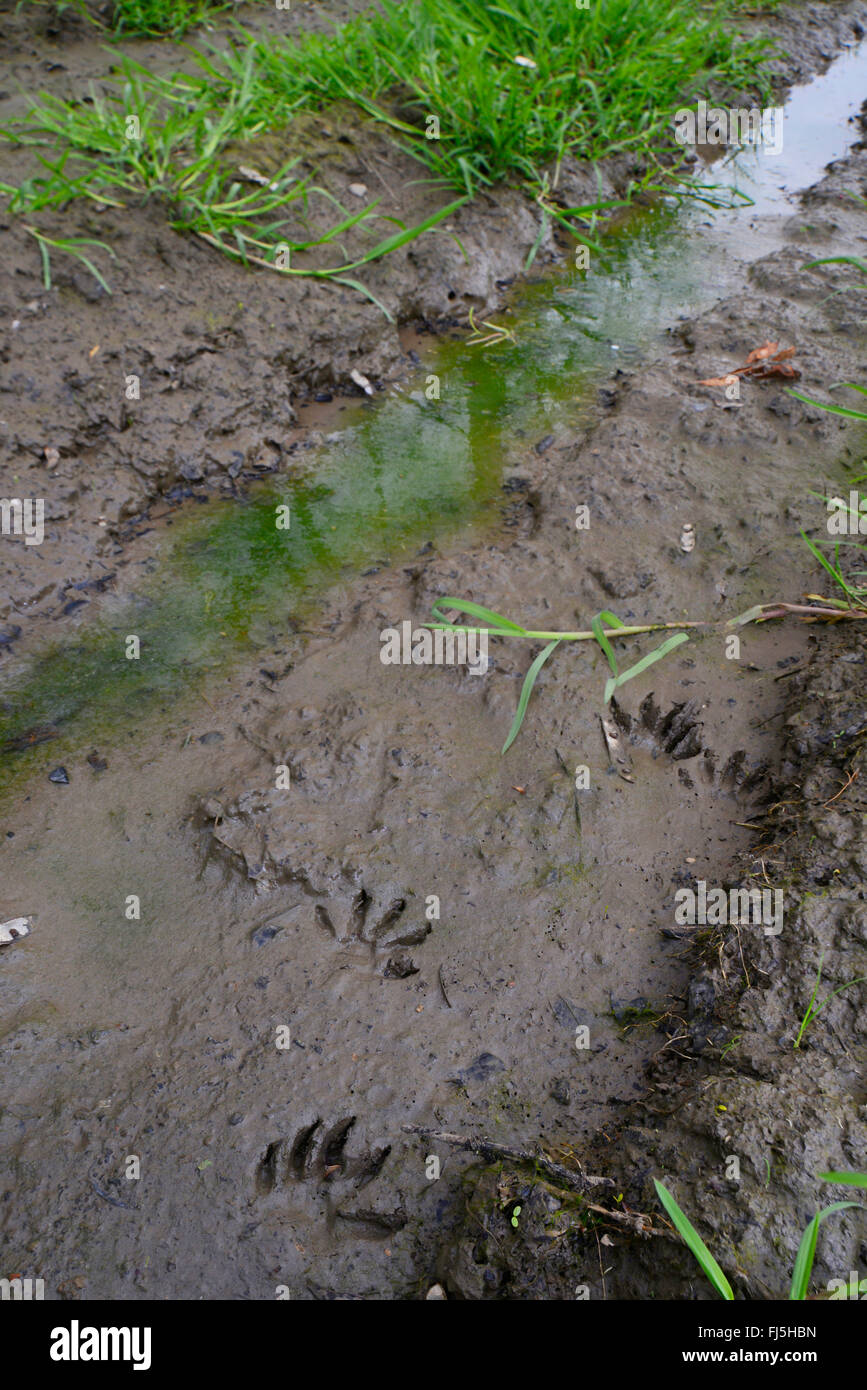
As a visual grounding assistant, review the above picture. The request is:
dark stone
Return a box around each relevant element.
[382,953,418,979]
[551,1077,570,1105]
[455,1052,506,1085]
[251,923,282,947]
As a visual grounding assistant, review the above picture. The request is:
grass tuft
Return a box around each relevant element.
[2,0,777,298]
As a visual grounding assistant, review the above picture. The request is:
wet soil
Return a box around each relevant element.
[1,3,867,1300]
[3,0,867,640]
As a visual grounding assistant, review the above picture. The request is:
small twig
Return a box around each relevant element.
[584,1201,659,1235]
[438,964,452,1008]
[401,1125,613,1193]
[89,1180,132,1211]
[823,768,859,809]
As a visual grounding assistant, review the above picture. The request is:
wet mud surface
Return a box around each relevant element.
[1,3,867,1299]
[3,0,867,638]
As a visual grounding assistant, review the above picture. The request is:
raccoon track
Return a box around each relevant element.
[255,1116,391,1195]
[313,883,430,975]
[612,694,770,800]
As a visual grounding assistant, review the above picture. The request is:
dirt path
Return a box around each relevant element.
[2,0,867,645]
[1,3,866,1301]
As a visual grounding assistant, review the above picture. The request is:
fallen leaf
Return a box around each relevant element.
[746,340,779,363]
[749,361,800,380]
[699,345,798,387]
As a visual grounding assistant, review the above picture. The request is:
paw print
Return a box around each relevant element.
[256,1115,391,1195]
[314,885,430,977]
[611,695,769,797]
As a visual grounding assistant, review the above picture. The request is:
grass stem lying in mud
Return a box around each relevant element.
[426,593,867,754]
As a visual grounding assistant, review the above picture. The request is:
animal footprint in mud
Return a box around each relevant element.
[256,1116,391,1196]
[314,887,430,977]
[611,694,769,797]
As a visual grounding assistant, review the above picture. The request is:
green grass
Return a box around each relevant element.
[111,0,235,35]
[655,1175,866,1300]
[1,0,776,300]
[425,597,699,752]
[788,385,867,613]
[23,0,238,38]
[654,1180,734,1299]
[422,577,867,753]
[164,0,775,211]
[788,197,867,613]
[0,58,467,311]
[792,953,867,1050]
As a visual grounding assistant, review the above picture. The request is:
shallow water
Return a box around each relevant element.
[3,41,866,783]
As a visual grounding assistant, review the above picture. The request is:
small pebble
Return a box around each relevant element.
[48,766,69,784]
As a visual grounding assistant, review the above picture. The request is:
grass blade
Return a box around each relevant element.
[799,530,861,606]
[339,197,468,269]
[329,275,395,322]
[502,639,560,754]
[787,389,867,422]
[590,609,627,676]
[803,255,867,275]
[790,1202,860,1300]
[430,598,526,633]
[653,1180,734,1300]
[818,1171,867,1188]
[604,631,690,704]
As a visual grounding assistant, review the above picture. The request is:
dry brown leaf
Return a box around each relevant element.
[746,340,779,363]
[699,345,798,387]
[749,361,800,380]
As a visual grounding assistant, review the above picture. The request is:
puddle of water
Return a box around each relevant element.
[2,41,866,788]
[712,42,867,220]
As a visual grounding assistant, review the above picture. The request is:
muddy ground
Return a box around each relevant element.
[1,2,866,1300]
[2,0,867,640]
